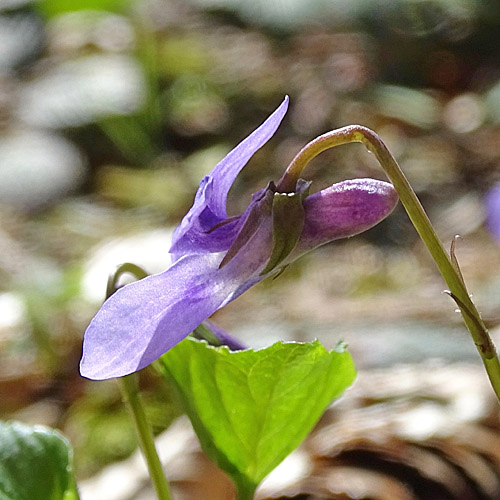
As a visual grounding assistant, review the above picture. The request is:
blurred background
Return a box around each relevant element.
[1,0,500,489]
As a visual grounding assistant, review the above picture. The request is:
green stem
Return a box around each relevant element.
[235,479,256,500]
[106,263,172,500]
[119,375,173,500]
[278,125,500,402]
[106,262,149,299]
[236,489,255,500]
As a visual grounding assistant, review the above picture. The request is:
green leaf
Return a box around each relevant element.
[0,421,79,500]
[157,338,355,496]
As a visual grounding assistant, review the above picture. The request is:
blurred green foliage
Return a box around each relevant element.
[36,0,133,18]
[0,421,78,500]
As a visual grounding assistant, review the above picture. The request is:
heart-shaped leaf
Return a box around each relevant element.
[157,338,355,498]
[0,421,79,500]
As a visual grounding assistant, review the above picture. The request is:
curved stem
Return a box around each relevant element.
[106,262,149,299]
[278,125,500,402]
[106,264,173,500]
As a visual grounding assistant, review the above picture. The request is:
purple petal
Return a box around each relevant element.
[486,183,500,244]
[202,319,247,351]
[294,178,398,255]
[170,96,289,258]
[80,218,272,380]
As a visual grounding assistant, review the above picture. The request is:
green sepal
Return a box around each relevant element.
[261,179,311,275]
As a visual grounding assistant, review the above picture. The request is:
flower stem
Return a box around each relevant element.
[119,374,173,500]
[106,263,172,500]
[278,125,500,402]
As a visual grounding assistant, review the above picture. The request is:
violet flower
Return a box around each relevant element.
[486,183,500,244]
[80,96,398,380]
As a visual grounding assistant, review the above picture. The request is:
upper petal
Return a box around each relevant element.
[170,96,289,258]
[293,178,398,255]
